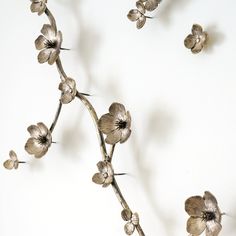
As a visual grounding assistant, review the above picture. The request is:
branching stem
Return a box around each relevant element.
[41,5,146,236]
[112,179,145,236]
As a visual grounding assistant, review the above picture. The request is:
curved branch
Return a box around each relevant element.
[76,91,108,160]
[56,57,68,81]
[108,144,116,162]
[32,4,146,236]
[50,100,63,133]
[45,7,57,32]
[112,179,145,236]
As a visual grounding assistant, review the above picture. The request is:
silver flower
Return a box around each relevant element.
[127,1,147,29]
[3,150,21,170]
[184,24,208,54]
[121,209,139,235]
[98,103,131,145]
[58,78,77,104]
[30,0,47,16]
[25,122,52,158]
[35,24,62,65]
[92,161,114,187]
[185,191,222,236]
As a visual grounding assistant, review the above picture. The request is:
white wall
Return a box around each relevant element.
[1,0,236,235]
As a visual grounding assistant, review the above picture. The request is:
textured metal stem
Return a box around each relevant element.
[112,179,145,236]
[42,5,145,236]
[56,57,68,81]
[108,144,116,162]
[112,178,129,209]
[50,101,62,133]
[45,8,57,32]
[76,92,107,160]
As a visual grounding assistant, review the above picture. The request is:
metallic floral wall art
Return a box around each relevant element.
[2,1,228,236]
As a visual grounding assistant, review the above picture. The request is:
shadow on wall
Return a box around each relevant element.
[223,207,236,235]
[131,105,177,236]
[147,108,175,145]
[28,158,45,171]
[53,1,177,235]
[204,24,225,54]
[55,2,179,232]
[57,0,101,80]
[55,0,103,158]
[157,0,191,26]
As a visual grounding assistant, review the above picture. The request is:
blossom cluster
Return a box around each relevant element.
[127,0,161,29]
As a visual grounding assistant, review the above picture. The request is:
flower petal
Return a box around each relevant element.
[92,173,105,185]
[136,15,146,29]
[185,196,205,216]
[192,24,203,35]
[127,10,141,22]
[124,222,135,235]
[106,163,114,176]
[121,209,132,221]
[30,2,46,15]
[105,129,122,145]
[199,32,208,44]
[34,148,48,158]
[58,78,76,99]
[66,78,76,88]
[37,122,49,136]
[3,160,14,170]
[25,138,47,158]
[136,1,145,14]
[56,31,63,47]
[120,128,131,143]
[145,0,159,11]
[109,103,126,116]
[25,138,38,154]
[58,78,77,96]
[131,213,139,225]
[27,125,41,137]
[9,150,17,162]
[103,176,113,187]
[184,34,196,49]
[203,191,219,212]
[41,24,55,38]
[58,81,67,91]
[60,93,73,104]
[126,111,132,128]
[38,49,51,63]
[206,221,222,236]
[30,2,40,12]
[187,216,206,235]
[191,43,203,54]
[35,35,46,50]
[48,49,59,65]
[98,113,115,134]
[14,162,19,169]
[97,161,107,172]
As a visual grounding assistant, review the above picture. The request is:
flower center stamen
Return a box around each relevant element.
[103,173,108,178]
[116,120,127,129]
[45,40,57,49]
[38,135,48,145]
[196,37,200,43]
[202,211,216,221]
